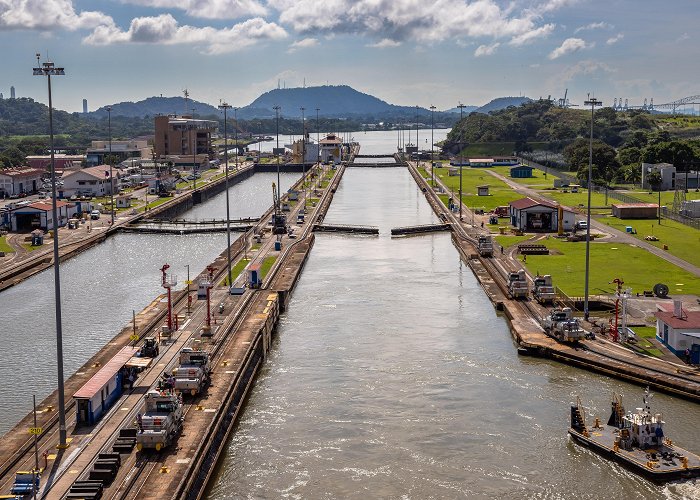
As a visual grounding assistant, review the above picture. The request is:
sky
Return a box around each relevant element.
[1,0,698,113]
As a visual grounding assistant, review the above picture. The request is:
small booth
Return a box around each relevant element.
[247,263,262,289]
[30,229,44,246]
[73,346,138,426]
[116,194,132,208]
[477,185,490,197]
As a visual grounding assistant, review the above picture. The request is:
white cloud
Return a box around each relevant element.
[536,0,578,13]
[268,0,569,45]
[84,15,287,54]
[119,0,267,19]
[287,37,318,52]
[574,21,611,33]
[606,33,624,45]
[0,0,112,30]
[509,23,555,46]
[368,38,401,48]
[560,59,615,81]
[548,37,590,59]
[474,42,499,57]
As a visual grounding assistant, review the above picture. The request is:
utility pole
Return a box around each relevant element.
[300,107,306,206]
[218,101,233,287]
[191,107,197,191]
[107,106,114,225]
[273,105,281,202]
[33,54,68,448]
[583,95,602,322]
[430,105,436,186]
[457,103,466,221]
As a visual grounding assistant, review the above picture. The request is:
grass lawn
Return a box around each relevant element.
[260,255,277,279]
[595,215,700,268]
[632,326,657,339]
[490,166,560,188]
[495,235,530,249]
[434,166,521,211]
[522,237,700,297]
[0,236,14,253]
[417,167,431,179]
[140,197,172,212]
[537,188,611,209]
[623,189,700,206]
[221,258,251,286]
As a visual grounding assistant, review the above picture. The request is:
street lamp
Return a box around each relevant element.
[583,95,602,322]
[234,107,239,173]
[300,107,306,205]
[106,106,115,225]
[457,103,466,221]
[430,105,436,186]
[415,105,419,165]
[273,105,281,201]
[191,107,197,191]
[316,107,320,171]
[218,101,233,287]
[33,54,68,447]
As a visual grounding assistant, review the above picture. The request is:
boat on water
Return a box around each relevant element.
[569,388,700,482]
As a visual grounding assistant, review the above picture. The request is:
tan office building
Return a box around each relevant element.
[154,115,217,159]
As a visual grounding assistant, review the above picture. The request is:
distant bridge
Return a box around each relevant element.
[612,95,700,114]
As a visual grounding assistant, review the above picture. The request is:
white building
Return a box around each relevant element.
[656,301,700,364]
[0,167,44,196]
[508,197,575,232]
[86,139,152,166]
[319,134,343,164]
[11,200,73,231]
[286,139,319,164]
[60,165,118,198]
[641,163,675,191]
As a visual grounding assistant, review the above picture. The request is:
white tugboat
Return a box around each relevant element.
[569,388,700,481]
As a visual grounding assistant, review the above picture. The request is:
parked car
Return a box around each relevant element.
[90,210,101,220]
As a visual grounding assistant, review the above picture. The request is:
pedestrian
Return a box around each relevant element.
[480,221,484,228]
[686,348,691,364]
[523,254,527,263]
[136,413,143,433]
[500,245,504,254]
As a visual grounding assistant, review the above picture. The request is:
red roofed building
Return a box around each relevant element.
[612,203,659,219]
[0,166,44,196]
[60,165,118,198]
[10,200,73,232]
[656,301,700,364]
[508,197,576,232]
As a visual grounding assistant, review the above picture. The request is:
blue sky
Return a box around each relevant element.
[1,0,698,113]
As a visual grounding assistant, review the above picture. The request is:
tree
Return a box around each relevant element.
[564,138,620,185]
[617,146,641,166]
[646,170,662,191]
[619,164,641,186]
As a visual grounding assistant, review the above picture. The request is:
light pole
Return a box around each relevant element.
[300,106,306,206]
[191,107,197,191]
[316,107,320,172]
[430,105,436,186]
[273,105,281,201]
[219,101,233,287]
[415,106,419,165]
[234,107,239,173]
[33,54,68,447]
[583,95,602,322]
[107,106,115,225]
[457,103,466,221]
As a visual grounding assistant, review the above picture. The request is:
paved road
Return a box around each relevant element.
[486,169,700,277]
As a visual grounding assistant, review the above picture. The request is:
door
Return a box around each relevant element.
[692,344,700,365]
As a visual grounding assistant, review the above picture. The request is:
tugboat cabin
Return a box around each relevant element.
[73,346,138,425]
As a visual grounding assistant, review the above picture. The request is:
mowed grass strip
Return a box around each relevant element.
[522,237,700,297]
[595,216,700,268]
[0,235,14,253]
[490,166,560,188]
[434,166,522,211]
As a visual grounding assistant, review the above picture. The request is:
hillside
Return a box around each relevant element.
[90,97,219,119]
[241,85,433,119]
[473,96,532,114]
